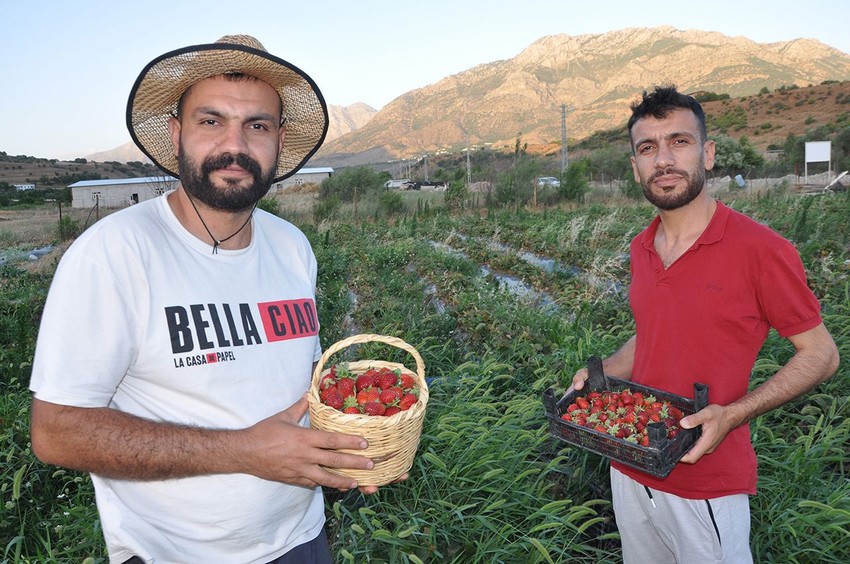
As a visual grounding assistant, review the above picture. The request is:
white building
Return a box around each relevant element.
[271,167,334,191]
[69,176,178,209]
[14,183,36,191]
[69,167,334,209]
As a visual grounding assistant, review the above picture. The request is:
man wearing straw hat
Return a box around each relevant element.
[29,35,381,563]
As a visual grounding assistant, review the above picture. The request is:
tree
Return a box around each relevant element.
[559,160,589,203]
[710,135,764,176]
[444,181,469,211]
[319,166,384,202]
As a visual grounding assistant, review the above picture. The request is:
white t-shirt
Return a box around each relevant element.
[30,193,324,564]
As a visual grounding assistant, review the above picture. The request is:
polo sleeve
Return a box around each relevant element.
[755,238,822,338]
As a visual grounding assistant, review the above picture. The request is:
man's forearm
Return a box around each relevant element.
[31,399,248,480]
[724,323,838,428]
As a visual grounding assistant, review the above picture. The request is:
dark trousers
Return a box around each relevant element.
[122,528,332,564]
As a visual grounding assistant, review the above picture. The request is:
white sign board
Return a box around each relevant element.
[805,141,831,163]
[804,141,832,186]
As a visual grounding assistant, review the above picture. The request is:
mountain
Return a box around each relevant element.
[87,142,150,164]
[326,102,378,143]
[315,26,850,167]
[84,102,377,164]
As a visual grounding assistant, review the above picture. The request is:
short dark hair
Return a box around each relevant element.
[627,86,707,146]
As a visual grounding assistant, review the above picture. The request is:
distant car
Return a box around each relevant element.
[537,176,561,188]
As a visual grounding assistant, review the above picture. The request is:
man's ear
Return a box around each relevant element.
[167,116,181,158]
[630,155,640,183]
[703,139,716,171]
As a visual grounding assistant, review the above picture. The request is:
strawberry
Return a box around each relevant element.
[380,386,403,406]
[343,406,361,414]
[321,388,344,410]
[356,387,380,405]
[399,373,416,390]
[336,376,356,398]
[376,369,399,390]
[319,384,339,403]
[363,401,386,416]
[319,373,337,389]
[399,392,418,411]
[356,371,378,391]
[384,406,402,417]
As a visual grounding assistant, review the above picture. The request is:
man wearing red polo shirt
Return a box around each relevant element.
[571,86,838,563]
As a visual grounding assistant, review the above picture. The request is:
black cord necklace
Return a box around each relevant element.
[185,193,256,254]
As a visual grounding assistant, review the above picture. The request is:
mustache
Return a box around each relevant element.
[201,153,262,177]
[652,167,689,181]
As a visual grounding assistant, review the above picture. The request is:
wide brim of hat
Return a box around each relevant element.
[127,42,328,183]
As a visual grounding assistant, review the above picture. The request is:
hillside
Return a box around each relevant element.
[4,80,848,188]
[315,26,850,167]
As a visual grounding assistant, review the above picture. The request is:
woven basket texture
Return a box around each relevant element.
[307,334,428,486]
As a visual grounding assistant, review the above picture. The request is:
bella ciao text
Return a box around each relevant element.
[165,299,319,366]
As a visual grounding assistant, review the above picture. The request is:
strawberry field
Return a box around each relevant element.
[2,189,849,562]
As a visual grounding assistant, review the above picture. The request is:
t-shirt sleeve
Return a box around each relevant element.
[756,238,822,338]
[30,245,143,407]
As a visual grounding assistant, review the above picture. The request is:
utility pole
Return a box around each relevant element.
[466,138,472,187]
[561,104,570,174]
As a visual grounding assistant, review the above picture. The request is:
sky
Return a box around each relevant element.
[1,0,849,160]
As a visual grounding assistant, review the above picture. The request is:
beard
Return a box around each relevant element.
[177,145,275,212]
[641,165,706,211]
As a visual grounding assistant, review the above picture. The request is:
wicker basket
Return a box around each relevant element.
[307,334,429,486]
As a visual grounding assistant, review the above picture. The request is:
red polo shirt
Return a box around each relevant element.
[613,201,822,498]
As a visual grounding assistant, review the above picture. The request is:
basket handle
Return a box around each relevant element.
[312,334,426,382]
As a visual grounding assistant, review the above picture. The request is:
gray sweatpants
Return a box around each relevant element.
[610,467,753,563]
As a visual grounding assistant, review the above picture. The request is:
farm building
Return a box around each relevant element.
[69,176,178,209]
[68,167,334,209]
[271,167,334,191]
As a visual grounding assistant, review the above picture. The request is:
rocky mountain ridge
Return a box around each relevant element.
[314,26,850,168]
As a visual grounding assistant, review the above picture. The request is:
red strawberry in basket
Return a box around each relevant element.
[399,392,418,411]
[356,387,380,406]
[363,401,386,416]
[319,373,337,389]
[380,387,403,406]
[336,376,356,398]
[321,388,345,410]
[399,373,416,391]
[356,371,378,391]
[376,369,399,390]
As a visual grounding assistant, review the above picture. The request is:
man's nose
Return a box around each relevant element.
[655,143,675,169]
[217,123,249,154]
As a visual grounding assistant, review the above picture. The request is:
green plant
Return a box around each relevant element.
[256,196,281,216]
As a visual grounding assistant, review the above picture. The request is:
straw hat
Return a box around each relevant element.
[126,35,328,182]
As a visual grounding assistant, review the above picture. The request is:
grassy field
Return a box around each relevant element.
[2,188,849,562]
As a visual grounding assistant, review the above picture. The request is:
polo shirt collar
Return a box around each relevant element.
[640,199,730,252]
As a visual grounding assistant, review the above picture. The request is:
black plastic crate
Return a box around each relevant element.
[544,356,708,478]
